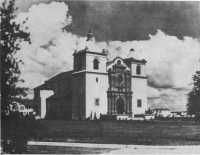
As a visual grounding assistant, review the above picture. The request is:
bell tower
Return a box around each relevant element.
[124,49,148,116]
[72,31,109,120]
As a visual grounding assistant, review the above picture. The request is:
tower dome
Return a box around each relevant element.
[127,48,140,59]
[85,30,99,52]
[86,29,94,41]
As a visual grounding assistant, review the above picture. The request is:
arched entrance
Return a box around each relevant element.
[116,98,125,114]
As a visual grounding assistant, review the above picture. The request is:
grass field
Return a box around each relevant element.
[33,120,200,145]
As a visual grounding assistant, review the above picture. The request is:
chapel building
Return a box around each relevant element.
[34,32,148,120]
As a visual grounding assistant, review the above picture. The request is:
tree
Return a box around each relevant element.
[187,71,200,116]
[1,0,30,153]
[1,0,30,115]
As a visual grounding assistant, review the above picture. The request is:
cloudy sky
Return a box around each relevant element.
[13,0,200,111]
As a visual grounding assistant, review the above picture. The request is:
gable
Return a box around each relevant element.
[107,57,130,71]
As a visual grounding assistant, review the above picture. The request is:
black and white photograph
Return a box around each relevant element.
[1,0,200,154]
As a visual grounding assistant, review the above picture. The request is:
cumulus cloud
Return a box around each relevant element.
[148,88,189,111]
[15,2,200,111]
[16,2,73,88]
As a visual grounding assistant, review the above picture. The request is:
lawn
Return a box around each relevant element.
[32,120,200,145]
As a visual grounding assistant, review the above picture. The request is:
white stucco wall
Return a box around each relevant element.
[84,52,108,119]
[40,90,54,119]
[85,73,108,119]
[154,109,171,117]
[131,77,148,116]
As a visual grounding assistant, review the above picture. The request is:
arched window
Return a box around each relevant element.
[137,99,142,107]
[93,59,99,70]
[136,65,141,75]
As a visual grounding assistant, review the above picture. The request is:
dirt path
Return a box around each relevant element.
[28,141,200,154]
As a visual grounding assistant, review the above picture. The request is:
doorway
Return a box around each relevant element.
[116,98,125,114]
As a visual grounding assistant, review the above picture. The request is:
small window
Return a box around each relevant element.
[96,77,99,82]
[95,98,100,106]
[136,65,141,75]
[93,59,99,70]
[137,99,142,107]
